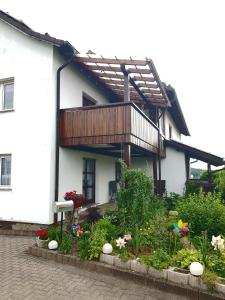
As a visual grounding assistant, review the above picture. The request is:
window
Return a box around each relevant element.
[0,154,12,186]
[82,92,97,107]
[0,79,14,111]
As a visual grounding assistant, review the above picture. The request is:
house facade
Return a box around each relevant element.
[0,10,224,224]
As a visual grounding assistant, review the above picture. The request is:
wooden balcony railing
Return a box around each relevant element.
[60,102,161,154]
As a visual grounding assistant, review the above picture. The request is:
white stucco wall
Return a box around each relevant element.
[0,20,55,223]
[58,149,117,204]
[131,158,153,178]
[53,50,111,109]
[164,111,181,141]
[161,147,186,195]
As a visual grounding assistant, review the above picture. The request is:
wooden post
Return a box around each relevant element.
[123,144,131,168]
[185,155,190,180]
[207,163,212,182]
[121,64,131,168]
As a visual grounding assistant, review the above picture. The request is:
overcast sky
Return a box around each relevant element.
[1,0,224,168]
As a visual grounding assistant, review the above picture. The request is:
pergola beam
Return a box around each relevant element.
[75,56,147,66]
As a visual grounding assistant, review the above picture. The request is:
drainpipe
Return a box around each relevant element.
[156,108,162,195]
[54,53,75,224]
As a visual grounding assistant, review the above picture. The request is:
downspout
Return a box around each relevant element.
[156,108,161,195]
[156,108,165,196]
[54,53,75,224]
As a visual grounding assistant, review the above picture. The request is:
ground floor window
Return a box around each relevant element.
[0,154,11,186]
[83,158,95,204]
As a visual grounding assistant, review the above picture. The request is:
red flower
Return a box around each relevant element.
[64,190,85,208]
[35,230,48,238]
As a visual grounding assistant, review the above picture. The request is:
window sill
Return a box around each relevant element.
[0,187,12,191]
[0,109,15,113]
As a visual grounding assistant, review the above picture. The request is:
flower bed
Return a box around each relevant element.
[46,163,225,295]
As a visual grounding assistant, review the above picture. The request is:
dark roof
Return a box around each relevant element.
[165,139,225,166]
[0,9,78,57]
[163,84,190,136]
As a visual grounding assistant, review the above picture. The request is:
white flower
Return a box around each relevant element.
[211,235,225,251]
[116,237,126,249]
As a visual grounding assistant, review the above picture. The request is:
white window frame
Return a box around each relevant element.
[0,78,14,111]
[0,154,12,187]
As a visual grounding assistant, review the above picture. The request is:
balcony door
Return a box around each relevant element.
[83,159,95,204]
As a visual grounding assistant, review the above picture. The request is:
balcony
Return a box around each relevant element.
[60,102,163,156]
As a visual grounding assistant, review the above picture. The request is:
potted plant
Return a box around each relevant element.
[35,229,49,248]
[64,190,85,229]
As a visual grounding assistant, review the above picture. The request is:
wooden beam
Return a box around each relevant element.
[137,83,158,88]
[101,79,124,84]
[142,93,164,99]
[141,89,162,94]
[127,67,151,74]
[87,65,122,73]
[132,75,156,82]
[74,56,147,66]
[99,73,125,80]
[146,59,171,106]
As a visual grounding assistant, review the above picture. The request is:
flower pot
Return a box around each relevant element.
[36,237,49,248]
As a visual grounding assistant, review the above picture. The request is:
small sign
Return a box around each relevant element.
[55,200,73,213]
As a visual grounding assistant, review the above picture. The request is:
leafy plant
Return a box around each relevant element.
[77,238,91,260]
[88,228,107,260]
[175,191,225,237]
[93,219,116,241]
[171,249,202,269]
[140,249,170,270]
[116,161,166,233]
[59,233,74,254]
[207,253,225,278]
[48,225,61,243]
[214,169,225,200]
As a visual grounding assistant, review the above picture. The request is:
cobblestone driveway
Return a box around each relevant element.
[0,236,186,300]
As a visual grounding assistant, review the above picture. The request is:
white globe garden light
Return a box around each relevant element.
[102,243,113,254]
[48,240,58,250]
[190,262,204,276]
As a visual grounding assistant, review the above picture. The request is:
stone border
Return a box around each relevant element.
[0,229,35,236]
[28,246,224,300]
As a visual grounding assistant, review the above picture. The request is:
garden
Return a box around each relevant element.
[35,163,225,293]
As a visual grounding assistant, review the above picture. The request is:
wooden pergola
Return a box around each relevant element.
[73,55,171,108]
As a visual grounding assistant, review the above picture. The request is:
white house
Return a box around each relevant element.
[0,10,224,224]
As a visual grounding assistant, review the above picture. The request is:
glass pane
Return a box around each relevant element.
[86,173,94,186]
[86,188,93,200]
[86,159,95,172]
[3,83,14,110]
[1,156,11,185]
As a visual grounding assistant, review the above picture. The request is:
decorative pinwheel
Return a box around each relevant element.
[173,220,189,236]
[71,225,84,237]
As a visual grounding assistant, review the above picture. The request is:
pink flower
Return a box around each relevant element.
[124,234,132,241]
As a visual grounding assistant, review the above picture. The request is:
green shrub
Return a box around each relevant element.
[140,249,170,270]
[214,169,225,200]
[171,249,202,269]
[116,161,165,232]
[77,238,91,260]
[207,253,225,278]
[88,228,107,260]
[175,191,225,237]
[59,233,74,254]
[93,219,116,241]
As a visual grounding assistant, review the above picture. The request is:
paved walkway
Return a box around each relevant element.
[0,236,187,300]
